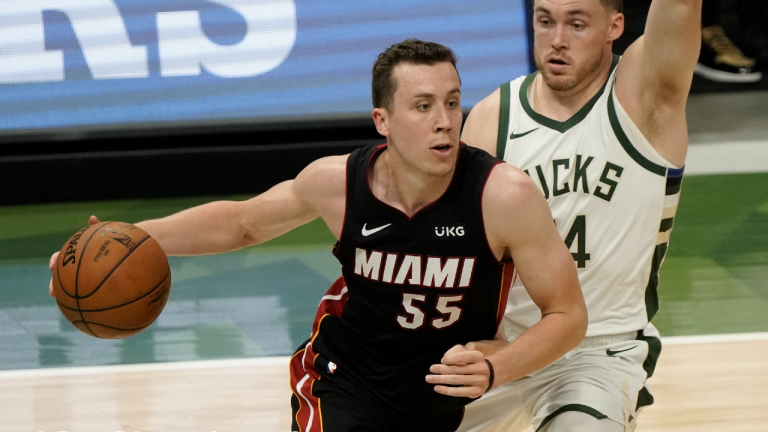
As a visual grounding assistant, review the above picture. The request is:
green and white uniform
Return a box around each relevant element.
[460,56,684,432]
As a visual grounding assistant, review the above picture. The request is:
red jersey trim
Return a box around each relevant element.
[496,263,517,328]
[332,155,351,257]
[290,277,348,432]
[290,344,323,432]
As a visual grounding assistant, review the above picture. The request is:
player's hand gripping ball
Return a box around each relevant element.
[51,222,171,339]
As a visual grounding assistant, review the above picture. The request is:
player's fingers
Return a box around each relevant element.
[442,344,467,358]
[442,349,484,365]
[48,252,58,297]
[88,215,100,225]
[426,372,486,387]
[430,361,487,376]
[433,384,485,399]
[49,252,59,271]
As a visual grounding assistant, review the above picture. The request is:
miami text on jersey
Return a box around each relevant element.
[354,248,476,288]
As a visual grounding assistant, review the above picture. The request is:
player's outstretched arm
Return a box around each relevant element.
[616,0,702,167]
[460,88,501,157]
[481,164,586,387]
[427,165,586,397]
[47,156,347,297]
[136,155,347,256]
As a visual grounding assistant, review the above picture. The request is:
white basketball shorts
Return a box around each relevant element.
[458,318,662,432]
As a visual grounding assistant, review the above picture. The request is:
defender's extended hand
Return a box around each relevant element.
[426,344,492,398]
[49,215,100,297]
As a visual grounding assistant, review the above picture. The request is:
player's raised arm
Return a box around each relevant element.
[136,155,347,256]
[460,89,501,157]
[616,0,702,166]
[479,164,587,386]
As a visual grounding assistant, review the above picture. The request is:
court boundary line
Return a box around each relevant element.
[0,356,291,379]
[661,331,768,345]
[3,332,768,379]
[686,140,768,175]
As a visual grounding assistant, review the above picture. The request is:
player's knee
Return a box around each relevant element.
[542,411,624,432]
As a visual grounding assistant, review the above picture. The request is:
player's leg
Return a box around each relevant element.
[290,382,383,432]
[456,371,535,432]
[530,328,660,432]
[540,411,624,432]
[290,340,385,432]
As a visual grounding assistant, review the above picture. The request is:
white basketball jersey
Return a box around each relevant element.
[499,56,684,336]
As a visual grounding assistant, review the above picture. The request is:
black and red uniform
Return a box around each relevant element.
[290,143,516,432]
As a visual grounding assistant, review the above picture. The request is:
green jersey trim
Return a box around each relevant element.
[635,330,662,410]
[519,55,620,134]
[535,404,608,432]
[497,82,512,158]
[607,87,667,177]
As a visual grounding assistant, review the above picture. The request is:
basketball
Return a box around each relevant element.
[51,222,171,339]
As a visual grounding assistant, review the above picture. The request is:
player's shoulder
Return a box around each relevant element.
[484,163,542,211]
[470,73,527,115]
[468,88,501,121]
[463,88,503,156]
[294,154,349,198]
[302,154,349,175]
[482,163,551,245]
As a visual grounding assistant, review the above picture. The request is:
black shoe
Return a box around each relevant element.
[695,25,763,83]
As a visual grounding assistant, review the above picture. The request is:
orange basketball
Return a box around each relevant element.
[52,222,171,339]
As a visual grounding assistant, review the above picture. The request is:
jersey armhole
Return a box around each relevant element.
[332,149,359,257]
[496,82,511,159]
[608,63,683,175]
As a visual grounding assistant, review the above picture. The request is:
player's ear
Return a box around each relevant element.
[607,12,624,42]
[372,107,391,137]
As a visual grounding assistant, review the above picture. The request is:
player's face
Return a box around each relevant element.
[374,62,462,178]
[532,0,622,92]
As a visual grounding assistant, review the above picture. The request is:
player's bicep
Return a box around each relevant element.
[238,179,320,245]
[623,1,701,103]
[485,167,582,315]
[512,223,582,316]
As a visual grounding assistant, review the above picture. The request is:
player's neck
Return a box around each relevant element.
[533,53,614,122]
[370,149,455,217]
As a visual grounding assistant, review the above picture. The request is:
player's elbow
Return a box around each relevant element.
[232,200,266,248]
[572,300,588,343]
[566,290,589,349]
[551,283,588,350]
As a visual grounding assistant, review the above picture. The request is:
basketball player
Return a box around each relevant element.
[48,40,586,431]
[455,1,701,431]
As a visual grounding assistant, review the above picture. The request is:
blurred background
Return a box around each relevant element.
[0,0,766,377]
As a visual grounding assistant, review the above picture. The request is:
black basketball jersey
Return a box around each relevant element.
[308,143,516,418]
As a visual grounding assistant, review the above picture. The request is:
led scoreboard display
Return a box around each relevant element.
[0,0,529,135]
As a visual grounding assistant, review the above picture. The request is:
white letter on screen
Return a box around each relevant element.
[157,0,297,78]
[55,0,148,79]
[0,0,148,84]
[0,1,64,84]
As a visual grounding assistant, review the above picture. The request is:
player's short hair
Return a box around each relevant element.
[372,39,459,112]
[601,0,623,13]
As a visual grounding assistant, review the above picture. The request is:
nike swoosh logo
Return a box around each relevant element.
[362,223,392,237]
[606,345,638,357]
[509,128,539,140]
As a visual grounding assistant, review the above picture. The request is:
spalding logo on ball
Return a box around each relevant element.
[52,222,171,339]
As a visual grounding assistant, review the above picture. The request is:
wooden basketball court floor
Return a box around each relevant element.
[2,333,767,432]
